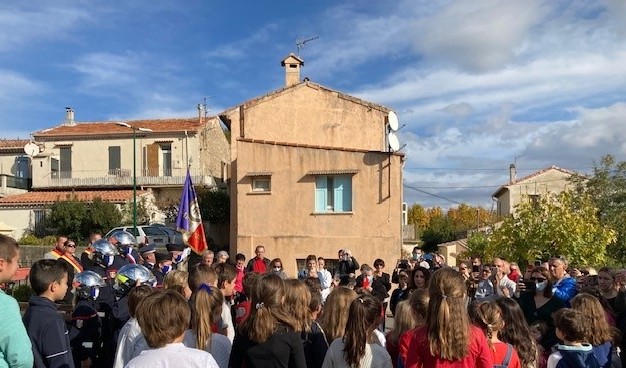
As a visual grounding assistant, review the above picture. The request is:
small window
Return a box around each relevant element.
[529,194,540,209]
[315,175,352,213]
[252,177,271,192]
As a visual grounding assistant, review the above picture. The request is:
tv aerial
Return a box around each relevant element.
[296,35,319,56]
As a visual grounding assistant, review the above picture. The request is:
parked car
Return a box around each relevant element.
[105,225,171,245]
[151,224,185,245]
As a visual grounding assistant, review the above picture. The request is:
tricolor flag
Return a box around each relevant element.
[176,170,208,255]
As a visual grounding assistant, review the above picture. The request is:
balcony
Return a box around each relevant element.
[35,167,217,189]
[0,174,30,197]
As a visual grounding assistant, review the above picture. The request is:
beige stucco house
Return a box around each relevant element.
[492,165,576,217]
[0,139,31,199]
[219,54,405,276]
[0,110,229,239]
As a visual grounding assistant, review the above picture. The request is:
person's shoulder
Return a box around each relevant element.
[0,290,19,307]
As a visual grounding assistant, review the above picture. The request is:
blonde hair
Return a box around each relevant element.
[240,273,298,343]
[319,287,358,341]
[426,267,470,360]
[163,270,189,295]
[284,279,312,332]
[190,284,224,351]
[388,300,418,345]
[571,293,612,345]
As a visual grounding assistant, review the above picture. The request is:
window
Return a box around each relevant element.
[315,175,352,213]
[161,144,172,176]
[59,147,72,179]
[33,210,46,236]
[529,194,540,209]
[252,177,271,192]
[108,146,121,175]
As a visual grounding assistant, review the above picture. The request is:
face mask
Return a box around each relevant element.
[536,281,548,292]
[274,267,281,272]
[91,287,100,300]
[412,253,420,260]
[161,265,172,274]
[367,276,374,283]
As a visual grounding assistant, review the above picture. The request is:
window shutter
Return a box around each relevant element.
[334,175,352,212]
[315,176,327,212]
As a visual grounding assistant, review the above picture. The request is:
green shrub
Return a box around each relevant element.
[18,234,57,246]
[11,284,33,302]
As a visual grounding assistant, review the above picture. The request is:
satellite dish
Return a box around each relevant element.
[387,111,399,131]
[388,131,400,152]
[24,142,38,156]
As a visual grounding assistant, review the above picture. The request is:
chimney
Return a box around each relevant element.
[509,163,516,184]
[280,53,304,87]
[63,107,76,126]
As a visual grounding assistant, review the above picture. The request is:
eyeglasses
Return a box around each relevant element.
[66,244,76,248]
[529,277,546,282]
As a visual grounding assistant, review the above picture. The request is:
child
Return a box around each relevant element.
[113,285,154,368]
[125,290,219,368]
[229,273,306,368]
[547,308,600,368]
[214,263,237,342]
[0,234,33,368]
[386,301,418,368]
[23,259,73,368]
[530,321,549,368]
[321,294,393,368]
[471,300,522,368]
[233,272,260,326]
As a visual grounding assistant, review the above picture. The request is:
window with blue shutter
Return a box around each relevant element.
[315,175,352,213]
[315,176,327,212]
[334,175,352,212]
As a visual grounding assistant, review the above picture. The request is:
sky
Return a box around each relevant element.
[2,0,626,209]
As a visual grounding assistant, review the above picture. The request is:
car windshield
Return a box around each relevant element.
[142,226,167,236]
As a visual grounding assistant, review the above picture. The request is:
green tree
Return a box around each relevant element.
[46,194,87,241]
[83,198,122,235]
[570,154,626,264]
[120,196,150,226]
[197,188,230,224]
[421,216,456,253]
[481,191,615,266]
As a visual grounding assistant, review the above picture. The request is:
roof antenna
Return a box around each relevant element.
[295,35,319,56]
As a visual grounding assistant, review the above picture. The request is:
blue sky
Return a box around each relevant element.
[2,0,626,208]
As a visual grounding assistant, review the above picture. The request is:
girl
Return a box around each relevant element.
[529,321,548,368]
[386,301,417,368]
[163,270,192,300]
[183,283,231,368]
[404,267,493,367]
[571,293,614,368]
[284,279,328,368]
[267,258,288,279]
[471,301,522,368]
[229,273,305,368]
[319,287,358,342]
[396,289,430,367]
[322,294,392,368]
[495,297,539,368]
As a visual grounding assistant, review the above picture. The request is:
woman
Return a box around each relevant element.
[598,267,626,317]
[514,265,564,350]
[404,268,493,367]
[389,271,410,317]
[319,287,358,343]
[407,266,430,292]
[495,297,538,368]
[571,293,614,368]
[229,274,305,368]
[373,259,392,293]
[267,258,287,279]
[322,294,392,368]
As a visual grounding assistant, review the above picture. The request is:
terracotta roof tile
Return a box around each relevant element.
[33,118,212,138]
[0,190,147,206]
[0,139,30,151]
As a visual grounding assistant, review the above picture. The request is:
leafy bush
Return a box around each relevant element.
[18,234,57,246]
[11,284,33,302]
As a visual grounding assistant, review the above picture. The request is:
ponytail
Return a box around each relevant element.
[343,295,381,368]
[191,284,223,350]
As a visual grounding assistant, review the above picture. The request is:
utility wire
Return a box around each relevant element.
[404,184,464,205]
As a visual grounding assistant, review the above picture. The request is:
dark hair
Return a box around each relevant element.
[128,285,154,317]
[553,308,586,342]
[306,254,317,263]
[343,294,382,367]
[495,297,537,367]
[270,258,283,268]
[408,266,430,290]
[30,259,68,295]
[235,253,246,262]
[242,271,260,296]
[0,234,19,263]
[137,290,191,348]
[530,266,553,298]
[214,263,237,289]
[373,258,385,268]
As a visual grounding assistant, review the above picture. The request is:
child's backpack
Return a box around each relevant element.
[494,343,514,368]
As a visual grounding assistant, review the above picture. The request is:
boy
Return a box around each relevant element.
[547,308,600,368]
[125,290,218,368]
[214,263,237,342]
[23,259,73,368]
[0,234,33,368]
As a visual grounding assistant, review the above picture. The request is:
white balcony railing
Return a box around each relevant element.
[36,167,217,188]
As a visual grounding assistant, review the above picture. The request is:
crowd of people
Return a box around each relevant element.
[1,234,626,368]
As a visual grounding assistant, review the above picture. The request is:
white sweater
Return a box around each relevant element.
[322,338,392,368]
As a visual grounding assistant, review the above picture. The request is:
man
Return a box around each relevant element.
[43,235,68,260]
[298,255,318,280]
[200,250,214,267]
[245,245,270,273]
[138,244,157,270]
[56,239,83,304]
[317,257,332,301]
[492,257,516,297]
[549,255,577,305]
[81,231,102,269]
[336,249,359,285]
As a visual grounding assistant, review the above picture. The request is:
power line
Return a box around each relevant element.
[404,184,464,205]
[403,166,595,171]
[403,177,579,189]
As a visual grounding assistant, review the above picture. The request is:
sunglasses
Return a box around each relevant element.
[66,244,76,248]
[529,277,546,282]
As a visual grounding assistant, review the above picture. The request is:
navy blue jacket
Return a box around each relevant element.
[550,344,600,368]
[23,296,75,368]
